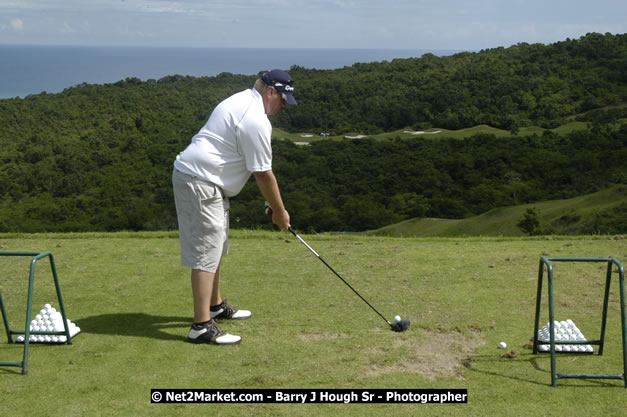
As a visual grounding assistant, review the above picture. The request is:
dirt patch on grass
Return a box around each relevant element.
[365,328,484,379]
[298,332,347,341]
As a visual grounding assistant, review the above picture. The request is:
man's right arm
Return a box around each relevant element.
[254,170,290,230]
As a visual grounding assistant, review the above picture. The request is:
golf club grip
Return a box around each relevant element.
[288,227,391,325]
[289,227,320,257]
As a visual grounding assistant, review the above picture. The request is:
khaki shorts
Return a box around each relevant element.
[172,168,230,273]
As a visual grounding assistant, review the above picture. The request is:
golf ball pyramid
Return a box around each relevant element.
[537,319,594,353]
[15,303,81,344]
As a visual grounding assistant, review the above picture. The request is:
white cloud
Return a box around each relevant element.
[10,18,23,30]
[58,22,75,33]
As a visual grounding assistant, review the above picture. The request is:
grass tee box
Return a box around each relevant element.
[1,233,627,416]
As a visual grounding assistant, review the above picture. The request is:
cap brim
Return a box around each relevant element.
[285,93,297,106]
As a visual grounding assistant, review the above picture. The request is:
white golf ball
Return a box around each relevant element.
[498,341,507,349]
[394,315,401,323]
[44,303,52,310]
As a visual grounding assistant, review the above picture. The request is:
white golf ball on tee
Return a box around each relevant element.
[394,315,401,323]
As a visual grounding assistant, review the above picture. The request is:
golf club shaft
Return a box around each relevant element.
[288,227,391,325]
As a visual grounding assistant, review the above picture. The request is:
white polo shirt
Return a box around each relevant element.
[174,88,272,197]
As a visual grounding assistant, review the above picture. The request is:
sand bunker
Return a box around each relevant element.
[403,130,442,135]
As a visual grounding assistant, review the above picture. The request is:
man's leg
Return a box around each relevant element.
[210,264,222,308]
[188,266,240,345]
[209,263,252,320]
[190,264,225,321]
[191,268,215,324]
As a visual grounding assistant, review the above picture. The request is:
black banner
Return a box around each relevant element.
[151,389,468,404]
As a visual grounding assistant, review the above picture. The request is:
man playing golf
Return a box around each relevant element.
[172,69,296,345]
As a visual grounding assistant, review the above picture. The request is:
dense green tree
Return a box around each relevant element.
[518,208,542,236]
[0,33,626,233]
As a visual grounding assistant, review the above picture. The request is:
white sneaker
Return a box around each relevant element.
[210,300,252,320]
[187,320,241,345]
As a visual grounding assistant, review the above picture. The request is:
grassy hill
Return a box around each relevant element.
[366,185,627,237]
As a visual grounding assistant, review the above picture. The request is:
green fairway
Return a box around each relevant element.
[275,120,623,143]
[1,232,626,416]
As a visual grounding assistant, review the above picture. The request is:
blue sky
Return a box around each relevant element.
[0,0,625,50]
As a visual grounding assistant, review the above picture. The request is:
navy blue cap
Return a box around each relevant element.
[261,69,297,105]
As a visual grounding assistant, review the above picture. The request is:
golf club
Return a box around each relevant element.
[287,225,410,333]
[265,202,409,332]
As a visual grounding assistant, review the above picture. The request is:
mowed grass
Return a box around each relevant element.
[1,232,627,416]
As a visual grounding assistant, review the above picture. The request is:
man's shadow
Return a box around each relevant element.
[75,313,189,342]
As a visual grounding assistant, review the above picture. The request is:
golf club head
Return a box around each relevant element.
[390,319,410,332]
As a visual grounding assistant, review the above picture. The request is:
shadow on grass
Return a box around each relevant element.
[1,314,188,375]
[527,355,626,388]
[464,352,624,388]
[75,313,189,342]
[0,345,25,375]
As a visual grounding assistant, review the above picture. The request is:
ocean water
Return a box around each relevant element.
[0,45,458,98]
